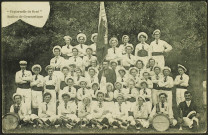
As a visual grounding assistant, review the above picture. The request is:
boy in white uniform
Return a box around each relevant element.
[15,60,32,111]
[140,71,153,89]
[117,67,128,88]
[119,35,133,55]
[146,58,156,77]
[149,93,177,127]
[59,65,70,91]
[135,32,150,66]
[57,93,79,129]
[149,29,172,68]
[174,64,189,105]
[128,67,140,88]
[151,66,163,105]
[83,48,97,71]
[135,60,146,79]
[61,77,76,102]
[89,91,113,129]
[30,64,44,115]
[38,92,58,127]
[10,93,42,127]
[113,82,127,100]
[129,96,150,129]
[139,81,152,114]
[68,48,84,72]
[111,94,132,129]
[44,65,59,108]
[61,36,73,59]
[75,33,88,57]
[77,79,91,101]
[106,37,122,63]
[121,44,136,70]
[78,96,94,128]
[85,67,99,88]
[90,33,97,55]
[50,46,65,77]
[90,83,100,102]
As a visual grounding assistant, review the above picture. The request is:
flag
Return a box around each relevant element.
[96,2,108,64]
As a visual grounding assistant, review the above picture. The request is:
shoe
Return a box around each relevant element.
[92,124,95,128]
[102,125,108,130]
[179,127,183,131]
[97,124,103,129]
[33,124,37,128]
[66,124,73,129]
[55,124,60,128]
[113,125,118,129]
[120,125,128,130]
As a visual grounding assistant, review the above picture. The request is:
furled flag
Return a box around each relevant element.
[96,2,108,64]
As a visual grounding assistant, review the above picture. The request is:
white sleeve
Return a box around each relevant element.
[163,41,172,52]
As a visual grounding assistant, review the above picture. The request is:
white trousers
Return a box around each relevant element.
[176,88,187,105]
[183,117,199,128]
[152,89,159,105]
[129,116,149,128]
[16,88,31,111]
[152,56,165,68]
[31,90,43,108]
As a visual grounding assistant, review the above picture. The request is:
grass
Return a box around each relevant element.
[3,124,207,134]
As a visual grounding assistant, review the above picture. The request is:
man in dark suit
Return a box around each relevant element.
[178,91,200,131]
[98,60,116,87]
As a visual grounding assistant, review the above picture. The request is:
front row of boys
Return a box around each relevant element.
[11,90,199,130]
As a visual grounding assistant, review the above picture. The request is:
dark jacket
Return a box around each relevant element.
[98,68,116,85]
[178,101,198,117]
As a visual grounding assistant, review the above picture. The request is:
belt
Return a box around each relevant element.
[127,97,136,102]
[145,98,150,101]
[160,87,172,91]
[152,52,164,56]
[153,83,160,90]
[92,98,97,101]
[17,83,30,89]
[31,86,44,91]
[46,85,55,90]
[176,85,188,89]
[137,50,148,57]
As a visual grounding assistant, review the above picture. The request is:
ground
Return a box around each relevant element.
[3,122,207,134]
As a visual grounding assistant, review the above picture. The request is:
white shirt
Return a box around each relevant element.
[68,56,83,68]
[83,55,97,67]
[131,103,149,119]
[139,88,152,101]
[10,103,29,120]
[114,88,128,99]
[174,73,189,87]
[44,74,59,92]
[78,102,92,118]
[77,88,91,101]
[158,76,174,88]
[62,86,77,99]
[106,47,122,61]
[50,56,65,70]
[112,102,129,118]
[121,54,136,67]
[61,45,73,57]
[58,101,77,116]
[149,39,172,55]
[116,74,129,87]
[124,87,139,99]
[135,42,150,57]
[38,102,56,118]
[31,74,44,88]
[15,70,32,84]
[91,101,110,118]
[75,44,88,56]
[119,43,133,55]
[150,102,174,119]
[85,74,99,88]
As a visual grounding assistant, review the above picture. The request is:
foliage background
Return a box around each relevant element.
[2,1,207,118]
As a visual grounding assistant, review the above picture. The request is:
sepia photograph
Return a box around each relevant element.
[1,1,207,134]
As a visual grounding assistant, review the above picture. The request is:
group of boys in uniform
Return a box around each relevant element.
[11,29,200,131]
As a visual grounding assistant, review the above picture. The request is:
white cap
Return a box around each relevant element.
[32,64,42,72]
[53,45,62,55]
[138,32,148,41]
[77,33,87,42]
[91,33,98,42]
